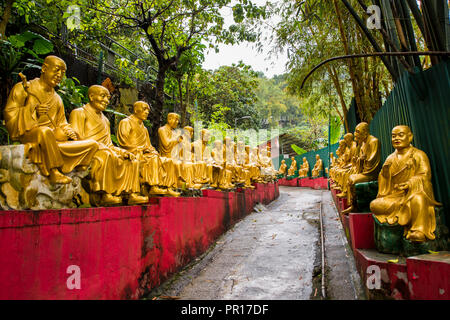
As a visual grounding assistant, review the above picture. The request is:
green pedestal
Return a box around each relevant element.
[355,181,378,212]
[373,207,449,257]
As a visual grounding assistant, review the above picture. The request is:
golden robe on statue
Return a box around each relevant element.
[117,114,170,187]
[69,105,140,195]
[370,147,441,241]
[4,79,98,176]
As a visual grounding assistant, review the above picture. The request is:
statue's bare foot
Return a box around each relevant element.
[149,186,168,195]
[406,230,426,242]
[341,205,354,215]
[102,193,122,205]
[336,192,347,198]
[128,193,148,205]
[167,188,181,197]
[49,169,72,184]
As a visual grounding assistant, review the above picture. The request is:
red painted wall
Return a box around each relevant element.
[0,183,279,300]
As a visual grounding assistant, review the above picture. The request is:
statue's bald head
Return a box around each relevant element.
[88,85,109,98]
[392,125,413,149]
[167,112,180,129]
[41,55,67,87]
[355,122,369,142]
[133,101,150,113]
[43,55,67,70]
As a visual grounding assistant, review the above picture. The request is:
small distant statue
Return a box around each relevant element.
[370,125,441,242]
[277,160,287,176]
[311,154,323,178]
[298,157,309,178]
[287,157,297,176]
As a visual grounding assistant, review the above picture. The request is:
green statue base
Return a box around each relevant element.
[355,181,379,212]
[374,207,449,257]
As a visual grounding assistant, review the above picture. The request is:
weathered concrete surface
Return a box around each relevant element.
[149,187,364,300]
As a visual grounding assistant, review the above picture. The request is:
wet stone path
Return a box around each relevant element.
[148,186,364,300]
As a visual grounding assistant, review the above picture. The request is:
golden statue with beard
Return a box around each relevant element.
[341,122,380,214]
[116,101,180,197]
[69,85,148,205]
[176,126,202,189]
[4,56,99,184]
[370,126,441,242]
[211,139,234,189]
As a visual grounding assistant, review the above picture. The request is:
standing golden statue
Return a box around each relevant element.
[69,85,148,205]
[370,126,441,242]
[3,56,99,184]
[311,154,323,178]
[298,157,309,178]
[116,101,180,197]
[341,122,381,214]
[177,126,202,189]
[287,156,297,176]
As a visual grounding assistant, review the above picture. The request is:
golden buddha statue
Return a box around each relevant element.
[4,55,99,184]
[299,157,310,177]
[370,126,441,242]
[250,147,264,183]
[211,139,234,189]
[158,113,183,158]
[311,154,323,178]
[334,133,358,190]
[287,156,297,176]
[192,129,213,185]
[177,126,202,189]
[69,85,148,205]
[116,101,180,197]
[341,122,381,214]
[278,160,287,176]
[235,141,251,185]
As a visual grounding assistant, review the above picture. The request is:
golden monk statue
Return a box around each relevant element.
[235,141,251,186]
[278,160,287,176]
[158,113,183,158]
[250,147,264,183]
[116,101,180,197]
[192,129,213,185]
[3,55,99,184]
[287,156,297,176]
[298,157,309,177]
[178,126,202,189]
[311,154,323,178]
[69,85,148,205]
[341,122,381,214]
[334,133,358,190]
[370,126,441,242]
[211,139,234,189]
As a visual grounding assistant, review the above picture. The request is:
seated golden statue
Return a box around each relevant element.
[330,141,345,184]
[249,147,264,183]
[235,141,252,187]
[177,126,202,189]
[311,154,323,177]
[298,157,309,177]
[287,157,297,176]
[211,139,234,189]
[192,129,213,185]
[333,134,358,190]
[116,101,180,197]
[341,122,381,214]
[69,85,148,206]
[370,125,441,242]
[3,55,99,184]
[278,160,287,176]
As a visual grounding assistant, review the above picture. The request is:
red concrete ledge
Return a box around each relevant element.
[0,183,279,300]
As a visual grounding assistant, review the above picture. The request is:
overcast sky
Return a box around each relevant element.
[202,1,288,78]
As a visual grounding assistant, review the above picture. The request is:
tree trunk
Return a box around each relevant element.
[150,64,168,149]
[0,0,14,40]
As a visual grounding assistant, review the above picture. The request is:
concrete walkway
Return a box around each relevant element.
[148,186,364,300]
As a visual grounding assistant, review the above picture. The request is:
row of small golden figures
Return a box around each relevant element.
[326,122,441,243]
[277,154,324,178]
[3,56,278,206]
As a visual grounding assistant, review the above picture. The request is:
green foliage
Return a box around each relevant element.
[329,116,342,145]
[291,144,306,155]
[57,76,89,117]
